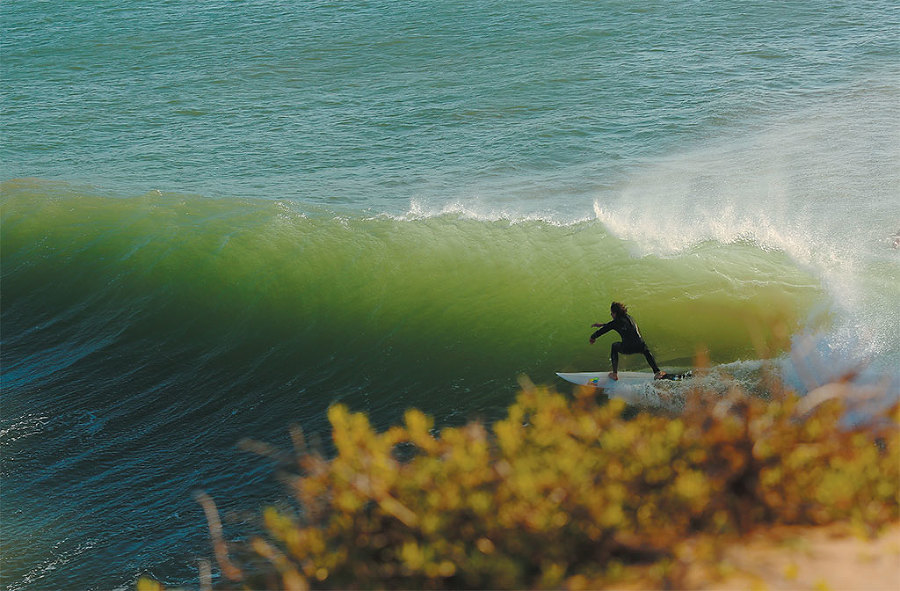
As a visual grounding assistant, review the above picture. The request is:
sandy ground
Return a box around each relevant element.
[695,522,900,591]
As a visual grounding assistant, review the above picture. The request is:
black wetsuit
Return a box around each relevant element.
[590,314,661,374]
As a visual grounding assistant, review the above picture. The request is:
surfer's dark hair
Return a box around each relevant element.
[610,301,628,317]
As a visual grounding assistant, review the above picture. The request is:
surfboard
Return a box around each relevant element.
[556,371,691,388]
[556,371,654,388]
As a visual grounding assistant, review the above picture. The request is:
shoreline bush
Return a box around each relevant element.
[146,376,898,590]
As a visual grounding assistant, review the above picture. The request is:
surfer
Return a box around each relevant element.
[589,301,666,380]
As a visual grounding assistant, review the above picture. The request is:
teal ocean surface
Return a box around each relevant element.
[2,1,899,588]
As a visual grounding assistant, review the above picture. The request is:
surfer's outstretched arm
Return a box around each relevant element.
[589,322,612,344]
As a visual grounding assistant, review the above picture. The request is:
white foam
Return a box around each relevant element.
[388,197,593,226]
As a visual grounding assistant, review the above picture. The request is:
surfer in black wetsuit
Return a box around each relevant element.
[589,301,666,380]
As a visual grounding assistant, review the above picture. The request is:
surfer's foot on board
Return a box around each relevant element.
[654,371,667,380]
[608,372,618,381]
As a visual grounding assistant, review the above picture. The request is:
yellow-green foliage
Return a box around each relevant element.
[205,384,898,590]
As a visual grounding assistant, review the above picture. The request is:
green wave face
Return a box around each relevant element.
[2,180,824,391]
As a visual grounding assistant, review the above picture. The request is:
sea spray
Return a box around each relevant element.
[591,78,900,374]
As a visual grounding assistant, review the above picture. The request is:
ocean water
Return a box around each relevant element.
[2,1,898,588]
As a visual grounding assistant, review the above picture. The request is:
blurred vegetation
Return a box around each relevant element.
[141,370,898,591]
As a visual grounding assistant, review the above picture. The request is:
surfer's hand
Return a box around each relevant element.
[589,337,595,344]
[591,323,602,328]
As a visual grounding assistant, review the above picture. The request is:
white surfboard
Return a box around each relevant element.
[556,371,656,388]
[556,370,691,389]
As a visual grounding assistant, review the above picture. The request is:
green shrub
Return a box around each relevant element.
[153,377,898,590]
